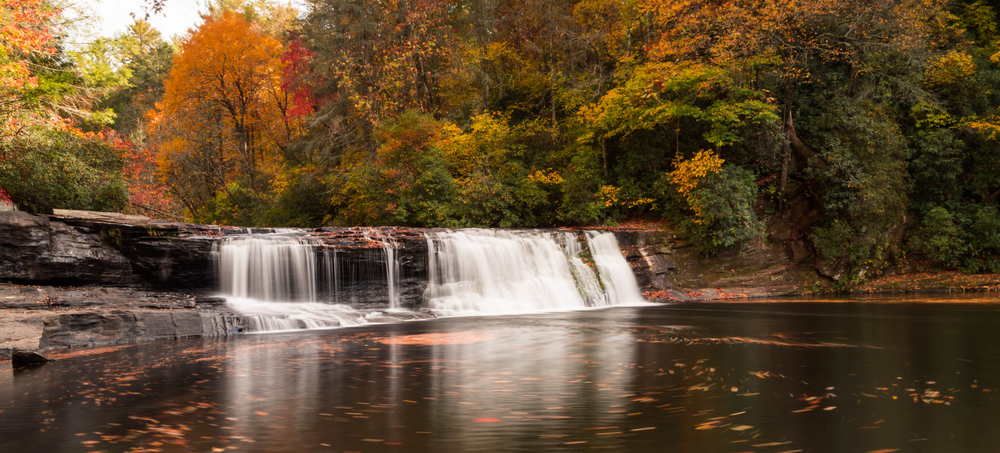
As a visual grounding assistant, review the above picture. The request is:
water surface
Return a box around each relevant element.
[3,295,1000,452]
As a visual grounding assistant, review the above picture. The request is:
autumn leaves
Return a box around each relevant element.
[147,11,300,221]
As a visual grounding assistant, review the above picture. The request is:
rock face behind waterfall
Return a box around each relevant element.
[0,210,215,289]
[0,210,434,304]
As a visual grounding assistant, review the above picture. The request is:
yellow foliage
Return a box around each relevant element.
[528,169,565,185]
[600,185,620,208]
[670,150,724,196]
[670,150,725,223]
[924,51,976,89]
[967,116,1000,140]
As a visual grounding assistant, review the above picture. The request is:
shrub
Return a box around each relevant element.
[0,130,128,214]
[681,164,764,256]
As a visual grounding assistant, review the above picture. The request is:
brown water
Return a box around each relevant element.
[2,295,1000,452]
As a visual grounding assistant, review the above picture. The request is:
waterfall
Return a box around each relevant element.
[215,235,317,302]
[363,228,401,309]
[563,232,610,307]
[423,230,645,313]
[586,231,646,305]
[215,228,646,333]
[322,247,339,304]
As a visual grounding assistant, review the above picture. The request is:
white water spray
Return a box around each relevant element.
[215,235,317,302]
[586,231,646,305]
[364,228,401,309]
[424,230,645,313]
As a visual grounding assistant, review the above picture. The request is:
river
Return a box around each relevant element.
[2,295,999,452]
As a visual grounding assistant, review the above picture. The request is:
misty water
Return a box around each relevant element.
[3,295,1000,452]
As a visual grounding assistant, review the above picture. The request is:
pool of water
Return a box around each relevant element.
[3,295,1000,452]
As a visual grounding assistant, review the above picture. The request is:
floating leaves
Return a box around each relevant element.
[377,332,499,346]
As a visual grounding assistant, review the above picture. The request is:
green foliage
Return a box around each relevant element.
[100,20,174,143]
[909,128,965,211]
[957,0,998,47]
[0,130,129,214]
[679,165,765,256]
[911,205,1000,273]
[581,62,780,148]
[442,114,551,227]
[912,206,966,268]
[558,144,606,225]
[806,98,910,274]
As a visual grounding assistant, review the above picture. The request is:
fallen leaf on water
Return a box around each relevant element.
[753,441,793,447]
[379,332,498,345]
[474,418,501,423]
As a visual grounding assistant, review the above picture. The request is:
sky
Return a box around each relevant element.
[78,0,208,40]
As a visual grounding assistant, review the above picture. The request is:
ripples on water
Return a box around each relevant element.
[2,296,1000,452]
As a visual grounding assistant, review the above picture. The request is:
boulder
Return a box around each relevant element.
[12,348,54,366]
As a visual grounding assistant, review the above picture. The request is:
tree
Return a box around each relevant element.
[148,11,297,221]
[301,0,459,145]
[0,0,61,138]
[100,20,174,142]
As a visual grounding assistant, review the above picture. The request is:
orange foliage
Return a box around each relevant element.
[0,0,60,137]
[148,11,297,214]
[641,0,940,80]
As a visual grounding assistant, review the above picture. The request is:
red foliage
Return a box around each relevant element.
[280,36,316,119]
[88,129,176,218]
[0,0,60,88]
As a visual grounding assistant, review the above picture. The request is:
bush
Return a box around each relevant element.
[911,206,965,268]
[682,164,764,256]
[806,98,910,277]
[0,131,128,214]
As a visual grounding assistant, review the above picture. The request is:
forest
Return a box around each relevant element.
[4,0,1000,284]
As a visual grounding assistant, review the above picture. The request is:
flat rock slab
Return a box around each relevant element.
[40,309,204,349]
[0,313,46,352]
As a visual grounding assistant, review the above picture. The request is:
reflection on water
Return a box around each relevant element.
[2,296,1000,452]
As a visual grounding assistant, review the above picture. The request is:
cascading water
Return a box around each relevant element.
[214,233,412,332]
[563,232,610,307]
[215,235,317,302]
[215,228,646,333]
[363,228,401,309]
[586,231,646,306]
[423,230,646,313]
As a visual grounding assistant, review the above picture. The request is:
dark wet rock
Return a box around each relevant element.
[12,348,54,366]
[195,296,227,307]
[201,313,246,336]
[0,211,135,285]
[40,310,203,349]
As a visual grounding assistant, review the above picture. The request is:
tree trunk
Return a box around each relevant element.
[782,79,827,185]
[601,137,608,179]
